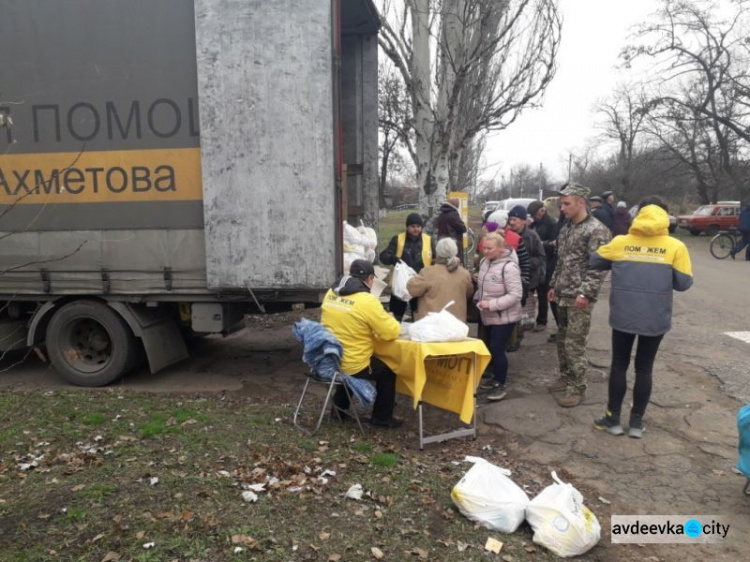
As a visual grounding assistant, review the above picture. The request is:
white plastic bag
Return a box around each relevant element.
[357,220,378,251]
[408,301,469,342]
[451,456,529,533]
[343,221,365,253]
[525,471,601,558]
[391,260,417,302]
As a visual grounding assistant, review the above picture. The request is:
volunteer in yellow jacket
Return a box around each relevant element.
[321,260,403,428]
[589,197,693,438]
[379,213,435,321]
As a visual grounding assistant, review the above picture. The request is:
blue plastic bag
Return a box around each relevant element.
[737,405,750,478]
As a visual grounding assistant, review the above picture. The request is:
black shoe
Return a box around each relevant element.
[368,417,404,429]
[628,413,644,439]
[506,344,520,353]
[593,411,624,436]
[730,250,736,260]
[486,383,508,401]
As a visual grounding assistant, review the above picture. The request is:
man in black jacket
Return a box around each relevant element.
[379,213,436,320]
[528,200,558,330]
[589,195,614,233]
[437,198,467,263]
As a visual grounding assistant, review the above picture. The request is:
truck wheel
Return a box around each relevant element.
[46,300,137,387]
[689,228,701,236]
[705,224,720,237]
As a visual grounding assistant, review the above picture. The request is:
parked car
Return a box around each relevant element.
[482,200,502,217]
[629,205,677,234]
[676,202,741,236]
[493,198,537,213]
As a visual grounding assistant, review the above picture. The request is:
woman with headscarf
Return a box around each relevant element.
[474,232,523,401]
[612,201,632,236]
[406,238,474,322]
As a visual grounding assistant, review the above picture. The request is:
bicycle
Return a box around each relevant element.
[709,228,741,259]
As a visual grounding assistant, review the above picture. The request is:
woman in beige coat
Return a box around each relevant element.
[407,238,474,321]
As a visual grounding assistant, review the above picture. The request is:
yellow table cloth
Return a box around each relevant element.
[374,338,491,424]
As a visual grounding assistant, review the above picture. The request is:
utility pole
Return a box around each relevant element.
[538,162,543,200]
[567,153,573,182]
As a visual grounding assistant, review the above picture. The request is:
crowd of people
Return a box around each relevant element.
[320,188,694,438]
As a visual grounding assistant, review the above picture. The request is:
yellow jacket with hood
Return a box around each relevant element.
[589,205,693,336]
[320,276,400,374]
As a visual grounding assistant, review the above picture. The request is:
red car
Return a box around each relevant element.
[676,202,741,236]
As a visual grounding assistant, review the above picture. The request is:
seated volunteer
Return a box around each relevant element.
[379,213,436,320]
[320,259,403,429]
[406,237,474,322]
[590,197,693,438]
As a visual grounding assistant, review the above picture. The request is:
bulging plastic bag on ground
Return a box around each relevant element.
[451,456,529,533]
[525,471,601,558]
[391,260,417,302]
[408,302,468,342]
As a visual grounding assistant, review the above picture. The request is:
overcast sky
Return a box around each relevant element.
[484,0,657,184]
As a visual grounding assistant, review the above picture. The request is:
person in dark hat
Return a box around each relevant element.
[599,191,616,233]
[321,260,403,428]
[527,200,558,330]
[506,204,545,349]
[379,213,436,320]
[437,197,468,263]
[589,195,614,233]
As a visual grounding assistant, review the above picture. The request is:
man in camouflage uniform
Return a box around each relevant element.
[547,183,611,407]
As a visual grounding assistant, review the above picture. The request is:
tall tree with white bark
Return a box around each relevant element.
[378,0,561,216]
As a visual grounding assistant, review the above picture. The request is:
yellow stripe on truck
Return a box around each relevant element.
[0,147,202,205]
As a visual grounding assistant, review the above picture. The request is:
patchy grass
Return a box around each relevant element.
[371,452,400,468]
[0,390,558,562]
[377,204,483,257]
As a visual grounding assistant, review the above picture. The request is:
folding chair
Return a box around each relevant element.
[293,371,365,436]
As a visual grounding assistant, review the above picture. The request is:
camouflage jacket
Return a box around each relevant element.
[551,213,611,304]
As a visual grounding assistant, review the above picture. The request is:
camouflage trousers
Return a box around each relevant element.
[556,304,593,394]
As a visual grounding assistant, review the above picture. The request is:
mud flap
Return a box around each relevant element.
[108,303,189,373]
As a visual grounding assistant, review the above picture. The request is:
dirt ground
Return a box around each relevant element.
[1,236,748,560]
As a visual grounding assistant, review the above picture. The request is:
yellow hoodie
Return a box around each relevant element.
[320,282,400,374]
[590,205,693,336]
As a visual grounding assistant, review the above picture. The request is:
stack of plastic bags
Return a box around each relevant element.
[451,458,601,558]
[343,220,378,272]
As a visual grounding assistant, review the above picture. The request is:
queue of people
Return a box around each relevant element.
[319,187,693,439]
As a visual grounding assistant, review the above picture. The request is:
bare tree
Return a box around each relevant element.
[378,0,561,215]
[624,0,750,201]
[378,63,414,205]
[596,86,652,198]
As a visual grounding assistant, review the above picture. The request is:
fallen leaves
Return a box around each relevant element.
[485,537,504,554]
[371,546,385,559]
[231,534,261,550]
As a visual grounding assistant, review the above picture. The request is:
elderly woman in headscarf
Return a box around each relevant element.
[406,238,474,321]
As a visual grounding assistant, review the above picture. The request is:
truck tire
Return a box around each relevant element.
[689,228,701,236]
[705,224,720,236]
[45,300,137,387]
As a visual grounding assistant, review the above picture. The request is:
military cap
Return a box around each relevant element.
[559,182,591,199]
[601,190,615,198]
[588,195,603,203]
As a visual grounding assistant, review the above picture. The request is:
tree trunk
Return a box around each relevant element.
[411,0,435,217]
